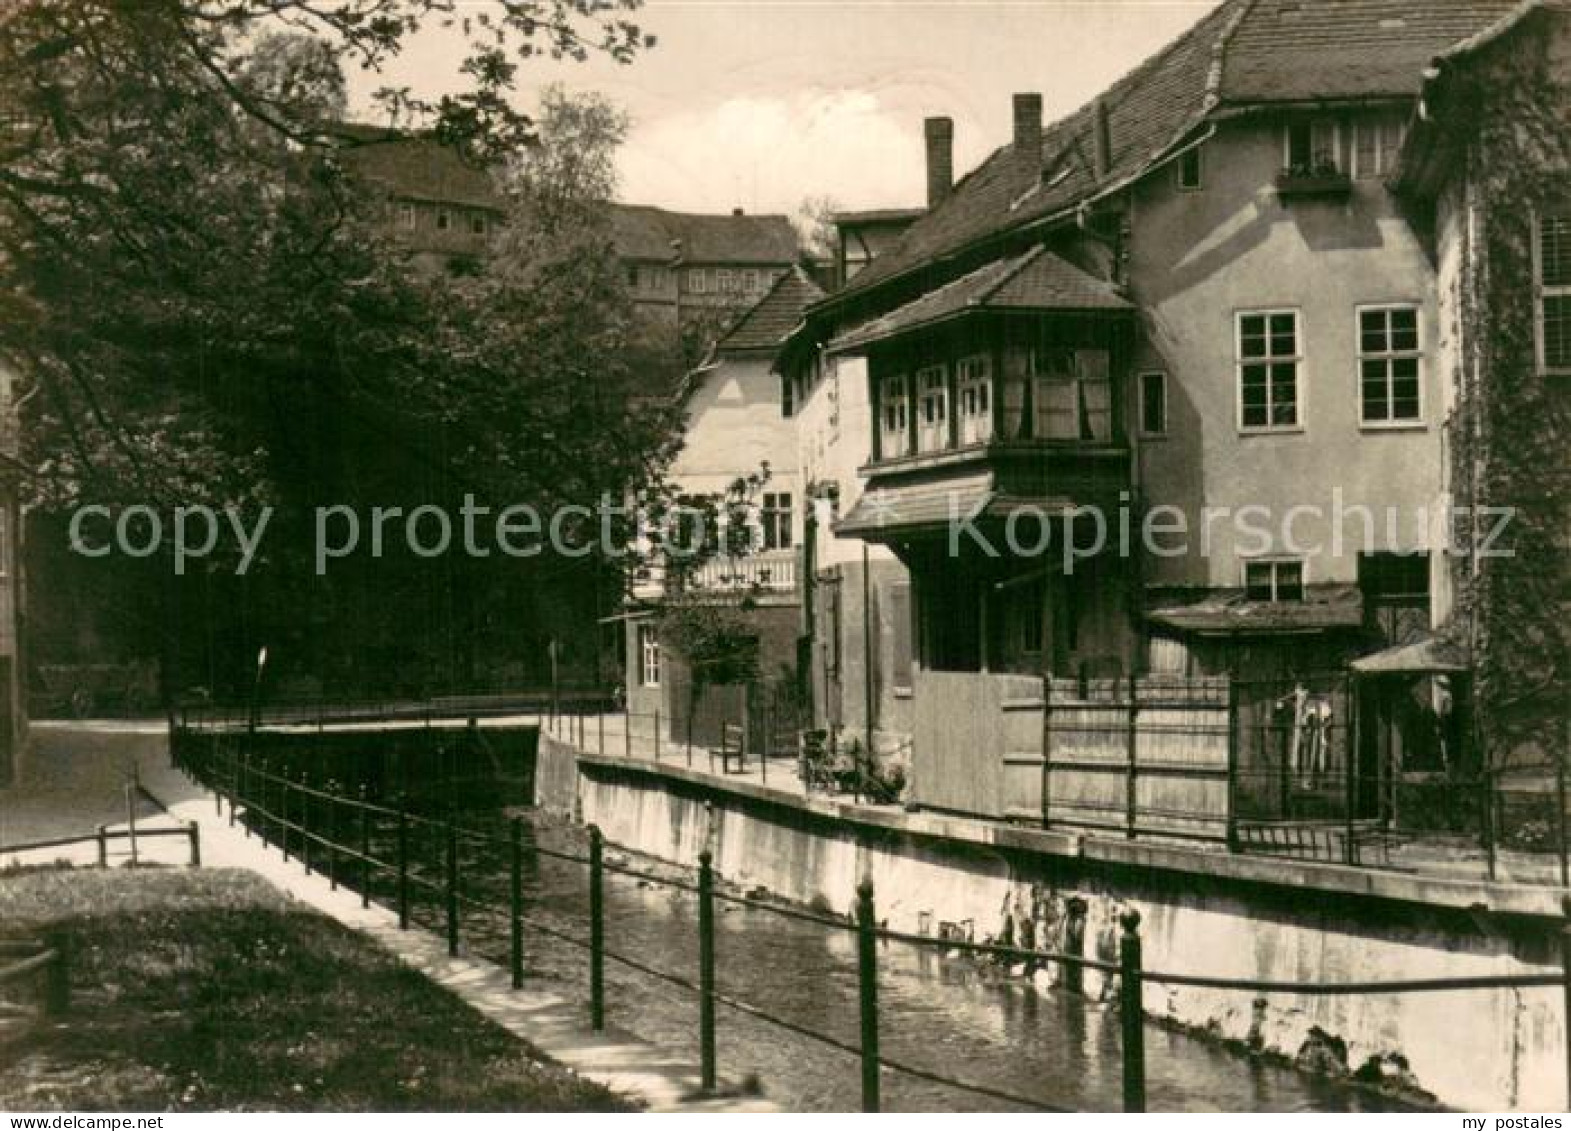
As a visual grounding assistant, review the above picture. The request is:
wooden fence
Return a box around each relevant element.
[921,671,1230,839]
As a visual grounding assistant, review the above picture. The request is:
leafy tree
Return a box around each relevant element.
[0,3,673,698]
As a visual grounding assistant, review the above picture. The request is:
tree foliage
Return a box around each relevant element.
[0,1,678,695]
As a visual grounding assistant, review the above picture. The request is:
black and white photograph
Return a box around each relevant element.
[0,0,1568,1118]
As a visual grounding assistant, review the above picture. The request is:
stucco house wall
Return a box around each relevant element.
[1130,116,1444,593]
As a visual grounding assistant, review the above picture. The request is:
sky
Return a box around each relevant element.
[346,1,1223,218]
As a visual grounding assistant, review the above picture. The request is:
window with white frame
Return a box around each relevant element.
[716,268,736,293]
[1358,305,1422,424]
[1237,310,1301,431]
[637,623,661,687]
[761,492,793,551]
[398,202,416,230]
[956,355,993,445]
[1353,115,1405,181]
[1284,119,1339,176]
[1030,348,1112,441]
[1243,557,1305,603]
[688,268,707,294]
[1536,208,1571,376]
[916,366,949,452]
[1139,370,1168,436]
[880,373,910,457]
[742,268,761,292]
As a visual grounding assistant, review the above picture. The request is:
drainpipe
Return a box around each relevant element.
[862,543,875,759]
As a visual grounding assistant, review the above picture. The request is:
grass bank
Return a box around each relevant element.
[0,867,631,1111]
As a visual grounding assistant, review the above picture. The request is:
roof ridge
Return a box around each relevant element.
[1208,0,1261,108]
[975,245,1046,305]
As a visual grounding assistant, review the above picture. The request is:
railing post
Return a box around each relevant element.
[856,877,881,1113]
[1119,909,1147,1113]
[445,822,460,957]
[43,931,71,1018]
[589,824,606,1031]
[510,816,525,989]
[358,786,371,910]
[397,801,410,930]
[300,771,313,876]
[1344,675,1359,867]
[597,711,605,757]
[1125,672,1139,839]
[698,849,717,1093]
[328,783,340,891]
[624,708,632,758]
[240,748,250,838]
[654,711,662,762]
[187,821,201,867]
[281,767,292,863]
[1225,679,1239,852]
[96,824,107,869]
[1553,895,1571,1112]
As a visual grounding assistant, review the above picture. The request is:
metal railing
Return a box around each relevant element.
[177,726,1571,1113]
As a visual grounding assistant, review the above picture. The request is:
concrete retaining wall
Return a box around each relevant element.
[548,736,1567,1112]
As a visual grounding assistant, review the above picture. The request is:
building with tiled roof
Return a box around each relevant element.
[620,266,823,744]
[335,130,799,319]
[609,204,799,328]
[774,0,1535,902]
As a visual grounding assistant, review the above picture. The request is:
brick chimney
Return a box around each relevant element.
[1013,93,1043,173]
[924,116,954,210]
[1092,97,1113,180]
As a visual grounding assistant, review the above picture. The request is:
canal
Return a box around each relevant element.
[387,810,1413,1114]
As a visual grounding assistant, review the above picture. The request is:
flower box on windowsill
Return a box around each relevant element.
[1275,169,1352,200]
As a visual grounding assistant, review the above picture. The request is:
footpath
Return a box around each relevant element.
[3,723,775,1113]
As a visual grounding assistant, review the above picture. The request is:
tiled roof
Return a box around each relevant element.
[834,0,1521,304]
[831,246,1130,352]
[609,204,798,266]
[1222,0,1525,102]
[335,126,503,211]
[717,267,825,353]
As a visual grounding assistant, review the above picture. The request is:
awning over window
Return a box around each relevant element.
[1147,585,1364,636]
[828,246,1133,355]
[834,472,1081,541]
[1350,635,1470,675]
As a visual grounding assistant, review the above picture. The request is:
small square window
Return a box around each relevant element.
[1244,559,1305,603]
[435,208,452,231]
[470,213,487,236]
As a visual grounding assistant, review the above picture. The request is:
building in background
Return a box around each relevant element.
[832,208,924,289]
[625,268,823,751]
[610,204,799,330]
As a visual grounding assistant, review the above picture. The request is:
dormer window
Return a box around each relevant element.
[1244,557,1305,603]
[1176,145,1203,192]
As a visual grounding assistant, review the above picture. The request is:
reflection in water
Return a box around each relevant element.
[411,814,1411,1114]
